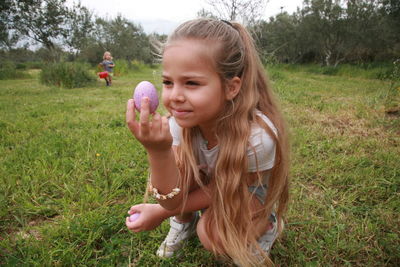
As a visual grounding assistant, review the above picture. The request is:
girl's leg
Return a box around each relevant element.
[156,210,200,258]
[174,176,201,222]
[156,181,201,258]
[196,209,218,252]
[175,211,195,223]
[196,197,274,253]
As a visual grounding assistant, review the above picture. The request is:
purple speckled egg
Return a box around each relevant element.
[129,213,140,222]
[133,81,159,113]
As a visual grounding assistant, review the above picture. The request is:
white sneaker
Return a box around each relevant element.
[156,212,200,258]
[257,214,283,254]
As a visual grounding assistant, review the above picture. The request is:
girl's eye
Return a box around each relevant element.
[186,81,199,86]
[162,80,172,86]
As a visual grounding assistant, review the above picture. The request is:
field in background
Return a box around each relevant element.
[0,65,399,266]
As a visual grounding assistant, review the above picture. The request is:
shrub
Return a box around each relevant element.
[40,62,96,89]
[0,61,28,80]
[131,60,152,71]
[305,65,339,76]
[26,61,45,69]
[321,66,339,75]
[113,59,129,76]
[16,63,27,70]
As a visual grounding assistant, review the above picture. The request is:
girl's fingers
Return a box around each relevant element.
[161,116,170,136]
[128,204,142,215]
[125,217,140,232]
[139,97,150,136]
[126,99,138,134]
[152,113,162,134]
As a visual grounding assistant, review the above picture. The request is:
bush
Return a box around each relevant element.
[15,63,27,70]
[113,59,129,76]
[25,61,45,69]
[321,66,339,75]
[0,61,28,80]
[40,62,96,89]
[111,59,158,76]
[305,65,339,76]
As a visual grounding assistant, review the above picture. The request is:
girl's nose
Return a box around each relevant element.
[169,85,185,102]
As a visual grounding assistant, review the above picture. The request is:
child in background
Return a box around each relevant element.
[125,18,290,266]
[99,51,115,86]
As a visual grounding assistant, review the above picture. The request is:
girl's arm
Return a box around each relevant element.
[147,147,182,210]
[126,98,182,210]
[126,184,211,232]
[161,183,211,217]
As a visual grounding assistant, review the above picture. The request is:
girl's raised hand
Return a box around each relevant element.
[126,97,172,153]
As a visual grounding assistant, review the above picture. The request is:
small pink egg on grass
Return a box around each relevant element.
[129,213,140,222]
[133,81,159,113]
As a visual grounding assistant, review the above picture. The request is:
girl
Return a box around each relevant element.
[125,18,289,266]
[99,51,115,86]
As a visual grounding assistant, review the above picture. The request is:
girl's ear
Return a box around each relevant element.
[225,76,241,100]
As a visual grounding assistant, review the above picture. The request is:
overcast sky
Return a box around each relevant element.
[69,0,304,34]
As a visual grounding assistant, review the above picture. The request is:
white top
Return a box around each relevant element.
[168,110,277,184]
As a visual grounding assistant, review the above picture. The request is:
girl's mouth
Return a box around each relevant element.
[172,109,191,118]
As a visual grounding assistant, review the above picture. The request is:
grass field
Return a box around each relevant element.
[0,65,399,266]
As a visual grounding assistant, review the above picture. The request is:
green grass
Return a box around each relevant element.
[1,65,399,266]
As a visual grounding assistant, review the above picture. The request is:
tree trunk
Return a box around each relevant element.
[325,50,332,66]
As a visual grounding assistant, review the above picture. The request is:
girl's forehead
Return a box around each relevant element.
[166,38,219,51]
[163,39,219,66]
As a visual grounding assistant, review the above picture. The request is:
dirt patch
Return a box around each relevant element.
[15,229,43,241]
[318,113,381,137]
[8,215,62,242]
[385,107,400,117]
[299,108,389,139]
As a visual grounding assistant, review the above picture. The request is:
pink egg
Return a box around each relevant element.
[129,213,140,222]
[133,81,159,113]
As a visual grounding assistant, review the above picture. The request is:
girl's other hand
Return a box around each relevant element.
[125,204,168,232]
[126,98,172,153]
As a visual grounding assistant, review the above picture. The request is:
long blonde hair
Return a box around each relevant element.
[164,18,290,266]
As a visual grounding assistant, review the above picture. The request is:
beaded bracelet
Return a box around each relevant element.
[148,183,181,200]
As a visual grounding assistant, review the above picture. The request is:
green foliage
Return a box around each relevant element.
[112,59,158,77]
[130,60,155,71]
[113,59,129,76]
[25,61,45,69]
[306,65,340,76]
[266,65,287,81]
[252,0,400,65]
[270,63,397,81]
[92,16,152,64]
[383,59,400,111]
[7,0,93,61]
[40,62,96,88]
[0,60,28,80]
[15,62,27,70]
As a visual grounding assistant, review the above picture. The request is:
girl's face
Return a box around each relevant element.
[162,39,226,132]
[105,53,111,60]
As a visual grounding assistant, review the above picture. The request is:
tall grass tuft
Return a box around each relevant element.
[40,62,96,89]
